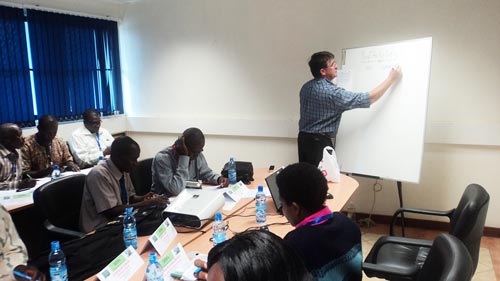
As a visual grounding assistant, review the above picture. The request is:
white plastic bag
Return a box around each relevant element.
[317,146,341,183]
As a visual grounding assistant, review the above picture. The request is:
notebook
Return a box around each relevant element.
[265,167,284,213]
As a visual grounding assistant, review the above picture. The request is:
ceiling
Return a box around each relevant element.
[0,0,133,19]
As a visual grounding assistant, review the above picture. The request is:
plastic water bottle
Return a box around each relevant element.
[145,252,164,281]
[212,212,226,246]
[51,164,61,180]
[48,241,68,281]
[123,207,138,249]
[228,157,237,184]
[255,185,267,223]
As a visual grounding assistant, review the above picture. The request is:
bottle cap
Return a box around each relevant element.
[215,212,222,221]
[53,164,59,169]
[258,185,263,192]
[230,157,234,161]
[149,252,157,263]
[51,240,60,250]
[125,207,133,214]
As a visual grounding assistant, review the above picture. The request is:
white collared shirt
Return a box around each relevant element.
[68,126,114,168]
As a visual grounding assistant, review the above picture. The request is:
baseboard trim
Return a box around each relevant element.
[355,213,500,238]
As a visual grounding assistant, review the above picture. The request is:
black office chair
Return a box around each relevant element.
[130,158,153,196]
[364,233,474,281]
[33,174,87,240]
[363,183,489,280]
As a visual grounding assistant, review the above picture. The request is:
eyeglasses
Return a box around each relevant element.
[324,61,337,69]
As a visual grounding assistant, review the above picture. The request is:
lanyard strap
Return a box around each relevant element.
[96,133,102,151]
[307,213,333,226]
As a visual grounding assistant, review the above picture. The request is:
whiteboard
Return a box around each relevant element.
[335,37,432,183]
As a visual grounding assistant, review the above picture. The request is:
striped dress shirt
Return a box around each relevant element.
[0,145,23,191]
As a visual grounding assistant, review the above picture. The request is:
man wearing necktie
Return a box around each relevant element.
[79,136,168,233]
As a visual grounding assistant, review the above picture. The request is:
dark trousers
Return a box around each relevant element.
[298,132,335,167]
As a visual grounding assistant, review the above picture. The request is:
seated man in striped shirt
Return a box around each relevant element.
[0,123,36,191]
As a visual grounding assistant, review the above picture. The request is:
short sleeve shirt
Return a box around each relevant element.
[79,159,135,233]
[21,135,74,172]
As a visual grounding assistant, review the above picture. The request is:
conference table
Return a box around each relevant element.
[1,168,93,213]
[85,168,359,280]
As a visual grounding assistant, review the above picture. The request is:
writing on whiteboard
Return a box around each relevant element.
[361,48,398,64]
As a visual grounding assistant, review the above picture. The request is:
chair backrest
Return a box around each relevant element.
[449,183,489,272]
[130,158,153,196]
[33,174,86,231]
[417,234,474,281]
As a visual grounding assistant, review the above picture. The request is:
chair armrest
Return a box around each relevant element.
[362,262,418,277]
[369,235,433,263]
[390,207,454,235]
[44,220,86,239]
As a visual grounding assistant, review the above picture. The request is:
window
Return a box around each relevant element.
[0,6,34,127]
[0,5,123,126]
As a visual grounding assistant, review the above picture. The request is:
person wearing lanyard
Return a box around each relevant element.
[0,124,36,191]
[151,127,229,197]
[68,109,114,168]
[277,162,362,281]
[22,114,79,178]
[79,136,168,233]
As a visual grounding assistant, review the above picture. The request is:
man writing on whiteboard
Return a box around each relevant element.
[298,51,402,166]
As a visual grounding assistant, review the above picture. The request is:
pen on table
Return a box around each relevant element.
[13,270,34,280]
[170,271,183,279]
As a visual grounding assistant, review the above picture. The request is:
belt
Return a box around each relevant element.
[300,131,334,139]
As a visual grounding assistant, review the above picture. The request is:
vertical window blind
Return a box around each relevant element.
[0,5,35,127]
[0,5,123,126]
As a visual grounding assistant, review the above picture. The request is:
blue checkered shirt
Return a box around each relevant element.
[299,78,370,137]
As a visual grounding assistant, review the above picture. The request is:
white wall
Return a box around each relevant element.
[119,0,500,228]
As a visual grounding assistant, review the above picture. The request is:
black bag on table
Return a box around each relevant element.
[221,161,254,184]
[30,204,167,280]
[135,203,168,236]
[31,222,125,281]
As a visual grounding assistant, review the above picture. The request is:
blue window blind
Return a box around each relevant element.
[26,10,123,121]
[0,5,122,126]
[0,5,35,127]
